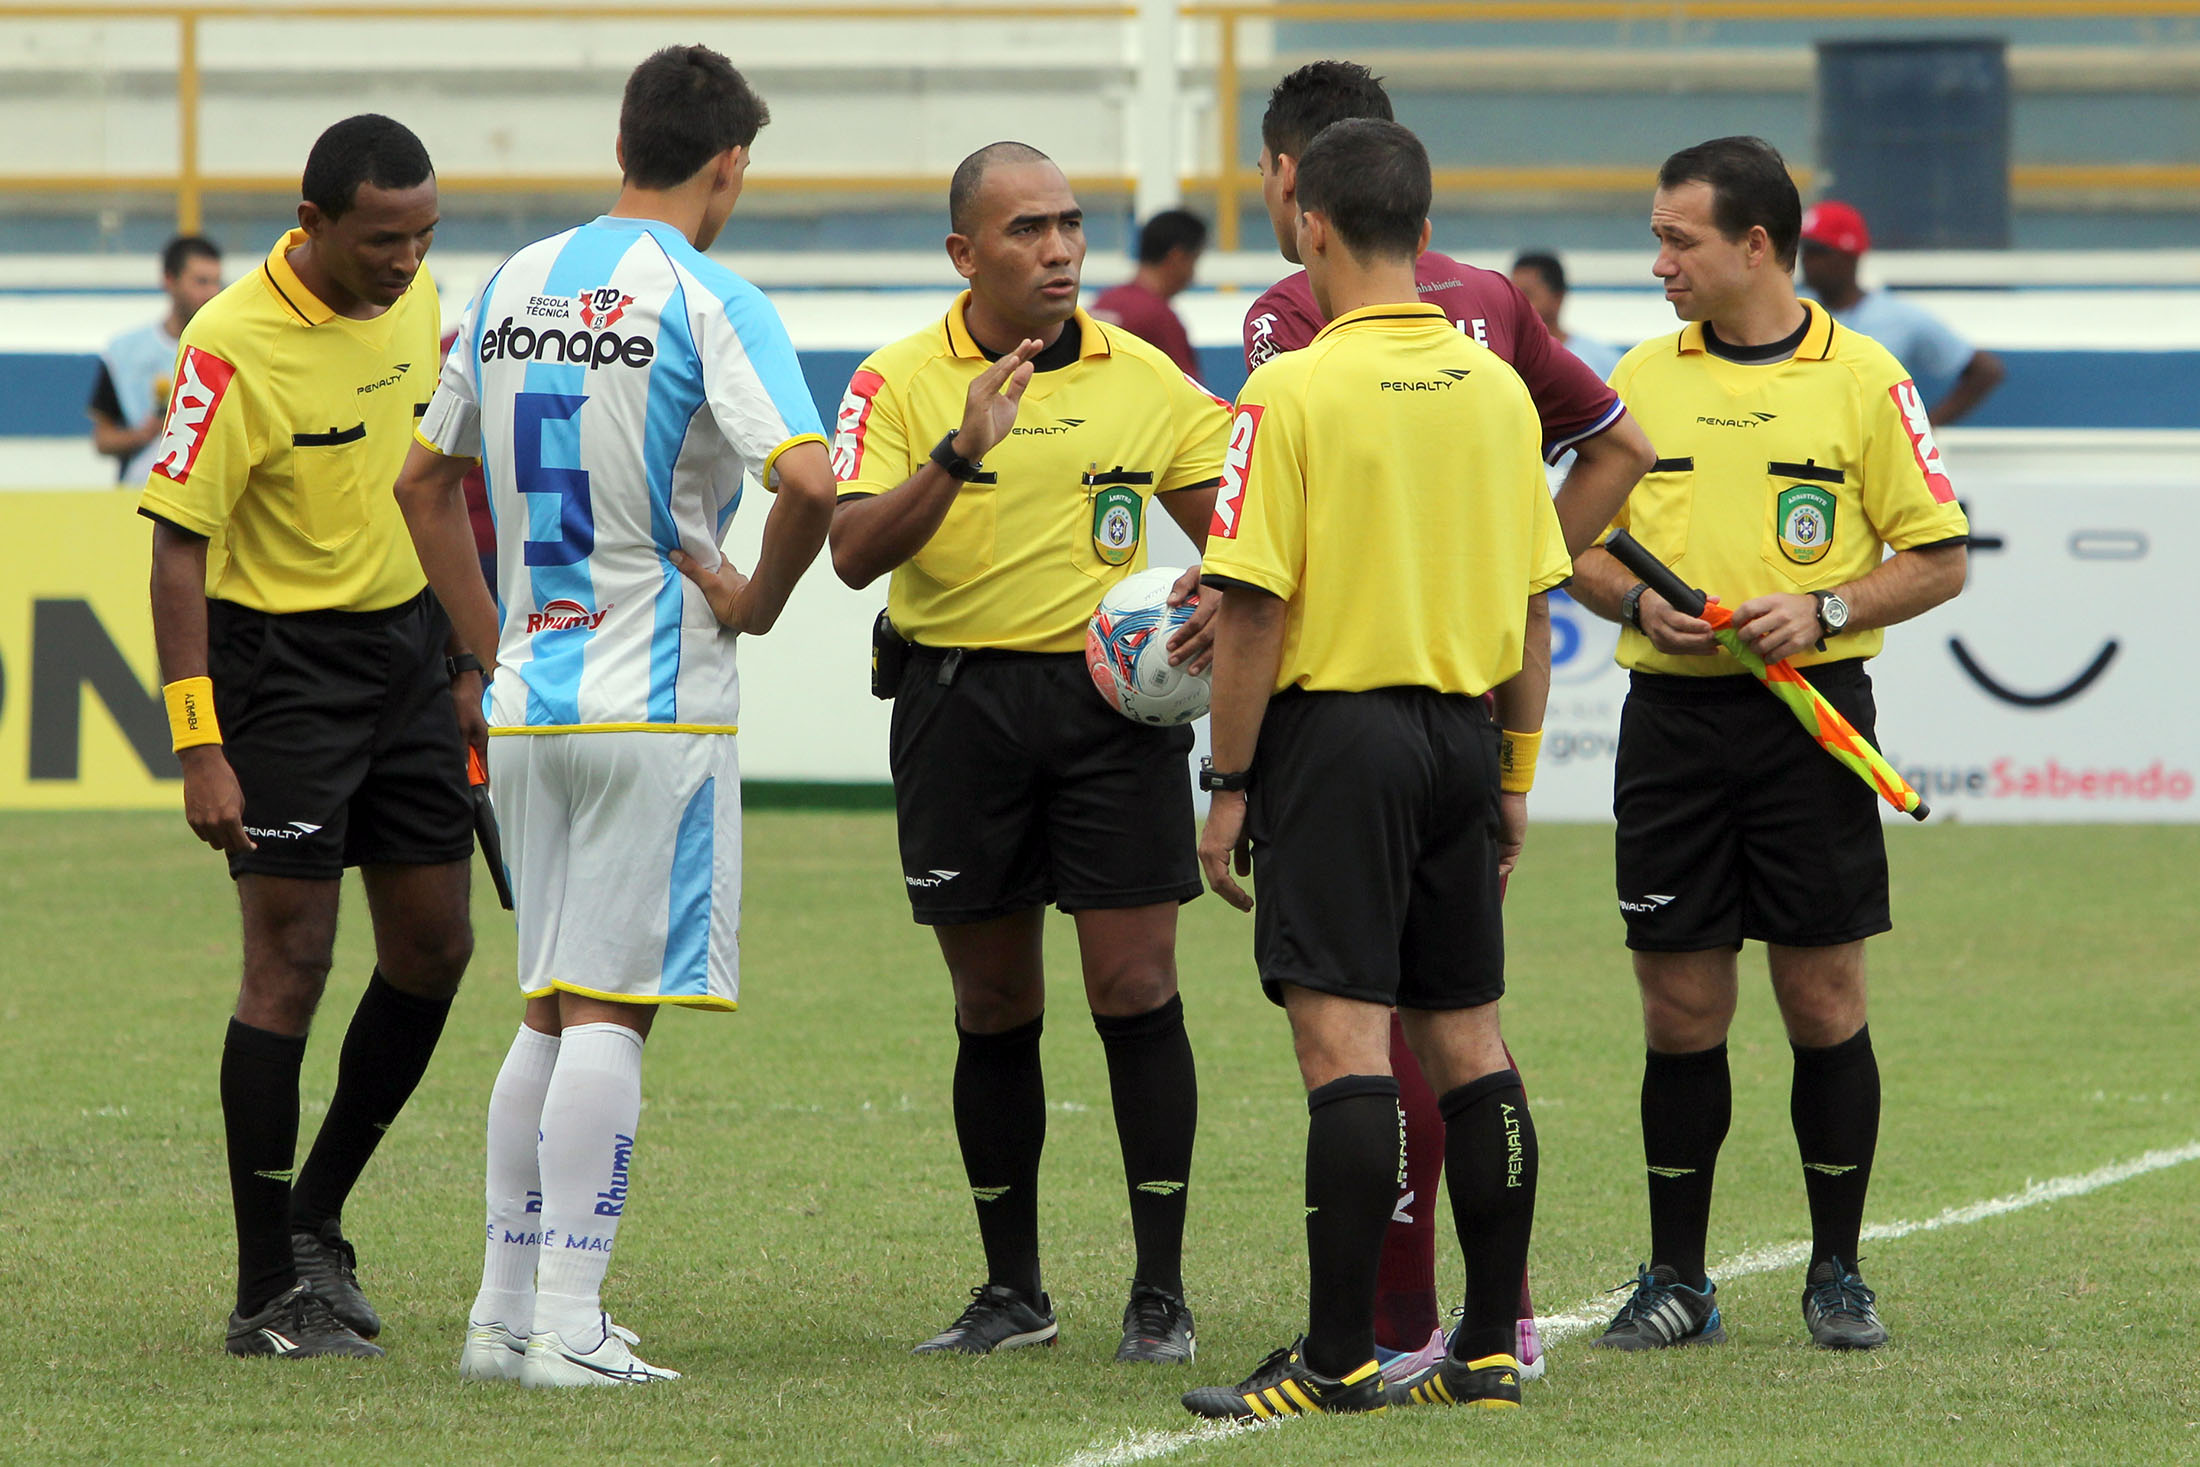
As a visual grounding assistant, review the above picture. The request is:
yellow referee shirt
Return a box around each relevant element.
[138,228,439,614]
[833,294,1229,651]
[1606,301,1970,675]
[1202,303,1569,697]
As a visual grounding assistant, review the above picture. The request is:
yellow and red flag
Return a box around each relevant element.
[1602,531,1928,820]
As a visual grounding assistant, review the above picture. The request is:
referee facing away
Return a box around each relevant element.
[1570,137,1968,1353]
[829,142,1230,1362]
[1186,118,1568,1421]
[142,116,477,1359]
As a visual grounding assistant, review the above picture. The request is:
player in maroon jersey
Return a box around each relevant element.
[1242,62,1655,1385]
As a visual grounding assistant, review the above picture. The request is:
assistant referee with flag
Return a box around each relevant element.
[1184,118,1567,1422]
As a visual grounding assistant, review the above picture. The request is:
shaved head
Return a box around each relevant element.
[950,141,1053,236]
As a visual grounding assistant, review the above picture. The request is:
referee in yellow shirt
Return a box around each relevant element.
[140,115,479,1360]
[1185,119,1568,1422]
[829,141,1229,1362]
[1570,137,1968,1354]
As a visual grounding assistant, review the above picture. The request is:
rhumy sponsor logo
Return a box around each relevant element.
[525,599,612,634]
[593,1132,635,1217]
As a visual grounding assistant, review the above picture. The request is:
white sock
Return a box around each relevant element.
[533,1021,646,1344]
[471,1023,559,1331]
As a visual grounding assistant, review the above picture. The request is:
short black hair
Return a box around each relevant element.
[161,234,220,278]
[1260,60,1393,162]
[948,141,1053,236]
[1294,118,1429,264]
[301,114,433,221]
[1658,136,1802,270]
[1137,209,1208,264]
[1512,251,1565,296]
[620,45,770,190]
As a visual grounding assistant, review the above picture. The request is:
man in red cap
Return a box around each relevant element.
[1799,199,2005,425]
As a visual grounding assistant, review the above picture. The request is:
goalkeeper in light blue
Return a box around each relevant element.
[395,45,834,1386]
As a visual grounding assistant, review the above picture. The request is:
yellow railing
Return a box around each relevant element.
[2,0,2196,239]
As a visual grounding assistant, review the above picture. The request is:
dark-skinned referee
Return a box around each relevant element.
[828,141,1230,1363]
[141,115,482,1359]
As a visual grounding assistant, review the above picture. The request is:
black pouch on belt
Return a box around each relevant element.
[871,608,911,699]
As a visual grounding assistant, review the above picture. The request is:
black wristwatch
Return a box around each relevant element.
[446,651,486,680]
[1812,589,1851,638]
[1198,758,1252,794]
[1620,581,1649,632]
[930,430,984,483]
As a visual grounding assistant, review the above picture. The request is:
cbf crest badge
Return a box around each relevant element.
[1092,484,1142,566]
[1776,483,1836,565]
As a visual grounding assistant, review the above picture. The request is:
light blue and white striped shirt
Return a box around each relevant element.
[419,216,825,733]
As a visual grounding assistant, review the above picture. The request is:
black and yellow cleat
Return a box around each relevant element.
[1384,1350,1524,1410]
[1181,1337,1387,1421]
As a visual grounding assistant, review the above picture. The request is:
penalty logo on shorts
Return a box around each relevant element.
[1092,484,1141,566]
[1777,483,1837,565]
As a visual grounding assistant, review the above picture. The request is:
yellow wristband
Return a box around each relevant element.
[1498,728,1541,794]
[164,677,222,751]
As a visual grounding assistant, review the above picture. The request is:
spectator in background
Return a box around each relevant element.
[1089,208,1206,378]
[1511,251,1625,380]
[1800,200,2005,426]
[89,235,222,484]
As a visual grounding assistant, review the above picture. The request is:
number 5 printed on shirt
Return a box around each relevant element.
[515,390,592,566]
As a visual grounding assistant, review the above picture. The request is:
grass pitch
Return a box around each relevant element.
[2,811,2196,1465]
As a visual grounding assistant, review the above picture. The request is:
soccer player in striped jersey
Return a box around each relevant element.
[396,45,836,1386]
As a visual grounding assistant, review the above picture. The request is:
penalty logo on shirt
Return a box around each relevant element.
[1776,483,1837,565]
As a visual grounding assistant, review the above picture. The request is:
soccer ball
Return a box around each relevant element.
[1086,566,1210,726]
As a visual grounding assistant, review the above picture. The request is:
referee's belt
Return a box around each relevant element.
[906,642,1077,663]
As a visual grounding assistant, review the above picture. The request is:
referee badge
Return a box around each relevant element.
[1776,483,1837,565]
[1086,472,1146,566]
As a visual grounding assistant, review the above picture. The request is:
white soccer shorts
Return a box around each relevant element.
[488,730,741,1010]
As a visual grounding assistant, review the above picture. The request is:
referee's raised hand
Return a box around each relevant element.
[952,337,1043,461]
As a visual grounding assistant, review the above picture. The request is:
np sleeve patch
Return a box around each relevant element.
[1890,379,1956,504]
[149,346,238,486]
[1209,403,1264,541]
[831,368,886,483]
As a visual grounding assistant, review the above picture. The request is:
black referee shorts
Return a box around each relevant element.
[888,649,1199,925]
[1613,663,1891,952]
[207,591,474,882]
[1246,687,1505,1011]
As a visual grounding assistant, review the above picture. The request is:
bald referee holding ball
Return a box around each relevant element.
[830,141,1230,1363]
[142,115,477,1360]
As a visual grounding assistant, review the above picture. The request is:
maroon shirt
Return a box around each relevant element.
[1090,280,1201,378]
[1243,250,1626,461]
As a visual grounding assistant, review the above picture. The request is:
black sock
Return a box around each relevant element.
[291,971,454,1235]
[1791,1025,1880,1270]
[1302,1074,1401,1380]
[222,1019,307,1315]
[1093,995,1196,1298]
[953,1015,1046,1303]
[1642,1043,1731,1288]
[1438,1069,1538,1363]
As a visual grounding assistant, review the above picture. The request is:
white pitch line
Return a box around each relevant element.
[1055,1139,2200,1467]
